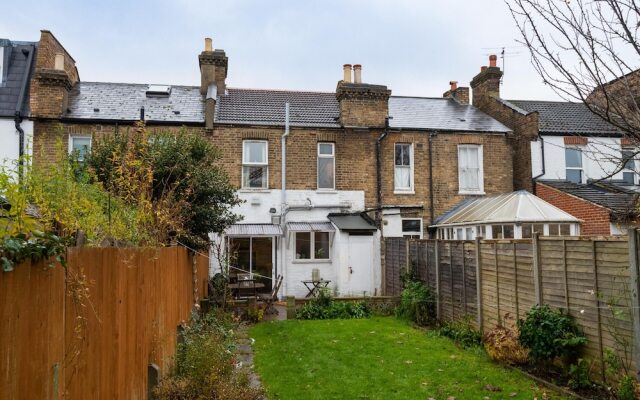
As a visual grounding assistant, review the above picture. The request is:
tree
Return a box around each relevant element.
[507,0,640,174]
[87,123,241,251]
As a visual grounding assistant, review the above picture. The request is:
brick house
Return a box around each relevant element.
[473,55,640,236]
[0,37,37,164]
[29,31,516,297]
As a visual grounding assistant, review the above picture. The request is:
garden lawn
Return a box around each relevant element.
[250,317,568,400]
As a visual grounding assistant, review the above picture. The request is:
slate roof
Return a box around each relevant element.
[537,180,639,218]
[65,84,511,133]
[0,40,37,118]
[65,82,204,123]
[506,100,620,136]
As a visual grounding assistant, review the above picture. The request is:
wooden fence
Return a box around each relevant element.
[385,233,640,380]
[0,246,209,400]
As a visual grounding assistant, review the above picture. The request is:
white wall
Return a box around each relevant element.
[533,135,626,182]
[0,118,33,166]
[381,208,403,237]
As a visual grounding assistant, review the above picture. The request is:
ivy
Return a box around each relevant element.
[1,231,71,272]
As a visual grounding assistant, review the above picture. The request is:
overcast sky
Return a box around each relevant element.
[1,0,560,100]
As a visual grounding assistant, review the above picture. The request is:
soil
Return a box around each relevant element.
[519,364,613,399]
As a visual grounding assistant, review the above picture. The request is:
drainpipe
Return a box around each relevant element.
[281,103,290,218]
[428,131,436,226]
[14,45,35,179]
[375,117,390,228]
[531,136,545,194]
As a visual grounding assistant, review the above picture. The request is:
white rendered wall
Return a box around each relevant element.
[533,135,625,182]
[381,208,403,237]
[0,119,33,166]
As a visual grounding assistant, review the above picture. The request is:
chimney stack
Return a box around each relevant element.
[443,80,469,104]
[199,36,228,96]
[470,54,503,106]
[353,64,362,84]
[343,64,352,83]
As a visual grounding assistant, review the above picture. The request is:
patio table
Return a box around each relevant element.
[302,279,331,298]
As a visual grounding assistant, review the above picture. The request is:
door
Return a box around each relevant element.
[229,237,273,293]
[346,234,373,296]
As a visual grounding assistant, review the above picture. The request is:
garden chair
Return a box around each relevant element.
[258,274,283,315]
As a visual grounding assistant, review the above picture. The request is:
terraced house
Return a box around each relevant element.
[29,30,518,297]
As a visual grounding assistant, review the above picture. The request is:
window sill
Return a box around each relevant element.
[316,189,338,194]
[458,190,485,196]
[238,188,271,193]
[394,190,415,195]
[292,259,332,264]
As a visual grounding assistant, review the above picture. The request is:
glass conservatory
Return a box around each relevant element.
[432,191,581,240]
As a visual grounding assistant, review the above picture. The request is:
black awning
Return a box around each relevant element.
[328,213,377,232]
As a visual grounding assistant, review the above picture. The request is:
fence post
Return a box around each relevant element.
[286,296,296,320]
[512,242,519,321]
[532,232,543,305]
[435,239,441,320]
[475,236,483,332]
[628,228,640,380]
[592,240,606,382]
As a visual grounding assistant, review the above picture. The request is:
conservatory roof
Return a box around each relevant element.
[432,191,581,228]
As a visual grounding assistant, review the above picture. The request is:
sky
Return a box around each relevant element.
[0,0,560,100]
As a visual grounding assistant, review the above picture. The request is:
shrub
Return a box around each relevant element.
[395,280,436,326]
[296,290,371,320]
[517,305,586,364]
[154,310,262,400]
[567,358,592,390]
[483,319,529,365]
[438,316,482,348]
[617,375,637,400]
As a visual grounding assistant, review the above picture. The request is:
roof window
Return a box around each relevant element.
[146,84,171,97]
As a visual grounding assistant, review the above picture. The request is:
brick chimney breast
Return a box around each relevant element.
[443,80,469,105]
[470,54,503,106]
[199,38,228,96]
[336,79,391,128]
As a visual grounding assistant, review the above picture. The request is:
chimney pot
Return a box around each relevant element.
[54,53,64,71]
[353,64,362,84]
[205,38,213,52]
[450,80,458,91]
[343,64,352,83]
[489,54,497,68]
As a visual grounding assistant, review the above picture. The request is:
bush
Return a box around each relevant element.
[567,358,592,390]
[395,280,436,326]
[438,316,481,348]
[154,310,262,400]
[296,290,371,320]
[617,375,637,400]
[483,320,529,365]
[517,305,586,364]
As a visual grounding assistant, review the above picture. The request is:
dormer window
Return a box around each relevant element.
[146,85,171,97]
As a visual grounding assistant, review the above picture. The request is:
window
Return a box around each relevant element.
[465,227,474,240]
[394,143,413,192]
[401,219,422,239]
[295,231,331,260]
[522,224,544,239]
[565,147,583,183]
[548,223,571,236]
[317,143,335,190]
[458,145,484,194]
[622,148,636,185]
[69,136,92,162]
[242,140,268,189]
[491,224,514,239]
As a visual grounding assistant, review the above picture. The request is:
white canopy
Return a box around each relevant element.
[432,190,581,228]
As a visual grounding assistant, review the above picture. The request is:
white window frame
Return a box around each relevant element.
[621,147,637,185]
[401,218,423,239]
[242,140,269,189]
[293,231,332,262]
[458,144,484,195]
[394,143,414,193]
[68,135,92,161]
[317,142,335,190]
[565,146,584,184]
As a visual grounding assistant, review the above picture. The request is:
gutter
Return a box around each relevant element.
[375,118,390,228]
[531,136,546,194]
[14,44,35,174]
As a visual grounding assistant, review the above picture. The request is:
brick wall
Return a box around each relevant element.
[536,182,611,235]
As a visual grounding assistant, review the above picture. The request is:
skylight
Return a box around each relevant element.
[146,84,171,97]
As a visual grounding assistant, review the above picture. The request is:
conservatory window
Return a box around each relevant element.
[565,147,583,184]
[465,227,474,240]
[242,140,268,189]
[491,224,514,239]
[622,148,636,185]
[521,224,544,239]
[548,223,571,236]
[458,144,484,194]
[394,143,413,192]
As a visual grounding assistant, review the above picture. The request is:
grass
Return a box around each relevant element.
[250,317,569,400]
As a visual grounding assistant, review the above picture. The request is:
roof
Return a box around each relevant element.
[65,84,511,133]
[287,221,335,232]
[65,82,204,123]
[432,190,580,227]
[389,97,510,132]
[0,39,37,117]
[506,100,620,136]
[328,213,377,232]
[225,223,283,236]
[537,180,639,218]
